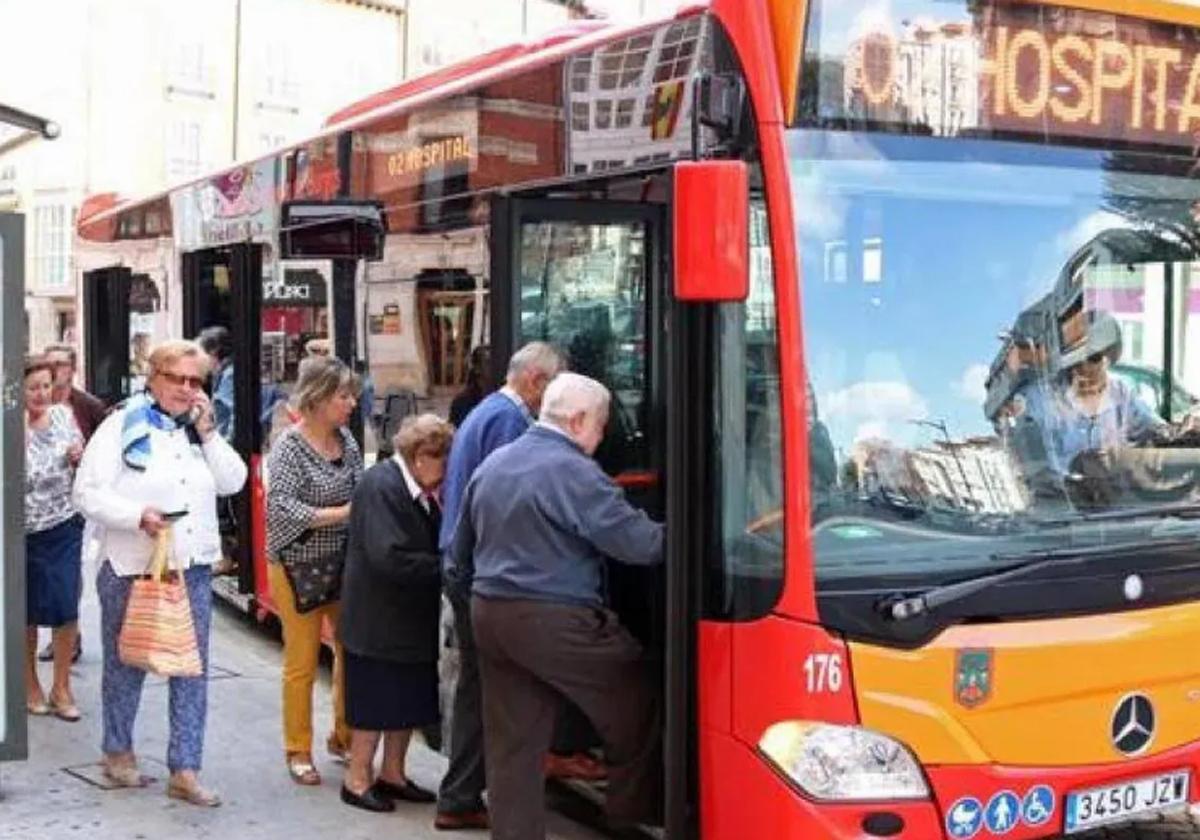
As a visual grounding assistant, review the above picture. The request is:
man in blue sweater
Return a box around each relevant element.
[447,373,664,840]
[435,341,565,830]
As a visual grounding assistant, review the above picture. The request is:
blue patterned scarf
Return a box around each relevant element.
[121,392,178,471]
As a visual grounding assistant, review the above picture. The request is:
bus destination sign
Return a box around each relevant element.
[818,1,1200,150]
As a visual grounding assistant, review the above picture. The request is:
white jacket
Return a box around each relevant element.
[72,409,248,576]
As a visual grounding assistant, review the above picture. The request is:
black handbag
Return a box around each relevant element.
[277,528,348,614]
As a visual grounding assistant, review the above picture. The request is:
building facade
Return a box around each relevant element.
[3,0,640,353]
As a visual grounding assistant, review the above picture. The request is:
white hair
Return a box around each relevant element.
[506,341,565,382]
[539,372,610,427]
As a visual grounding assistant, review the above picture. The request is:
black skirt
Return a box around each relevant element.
[344,649,439,731]
[26,516,83,627]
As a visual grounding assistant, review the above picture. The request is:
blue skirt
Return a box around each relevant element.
[344,650,439,731]
[26,515,84,627]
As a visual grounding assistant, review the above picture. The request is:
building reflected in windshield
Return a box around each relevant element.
[850,436,1029,516]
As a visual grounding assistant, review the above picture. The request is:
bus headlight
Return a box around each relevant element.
[758,721,929,801]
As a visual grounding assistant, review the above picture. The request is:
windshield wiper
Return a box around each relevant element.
[1034,501,1200,525]
[880,537,1200,621]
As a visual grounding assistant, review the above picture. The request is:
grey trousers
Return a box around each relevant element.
[472,596,661,840]
[437,594,488,815]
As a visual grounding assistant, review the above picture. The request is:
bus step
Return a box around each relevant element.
[548,777,663,839]
[211,575,255,614]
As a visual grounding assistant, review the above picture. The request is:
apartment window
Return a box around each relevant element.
[654,18,702,82]
[642,92,657,127]
[34,205,70,293]
[571,101,590,132]
[258,132,289,153]
[571,56,592,93]
[616,98,636,128]
[595,99,613,130]
[167,37,212,96]
[167,119,204,181]
[263,44,300,104]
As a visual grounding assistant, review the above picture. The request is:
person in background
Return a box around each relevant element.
[39,343,107,664]
[446,373,664,840]
[24,355,85,721]
[45,344,108,440]
[197,326,235,440]
[73,339,247,805]
[435,341,578,832]
[130,333,152,380]
[338,414,454,812]
[354,359,375,431]
[305,337,331,358]
[266,355,360,786]
[449,345,493,428]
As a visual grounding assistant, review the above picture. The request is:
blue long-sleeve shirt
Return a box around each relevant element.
[439,389,531,562]
[213,362,235,440]
[447,425,664,607]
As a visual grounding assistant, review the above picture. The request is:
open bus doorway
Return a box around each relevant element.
[488,185,698,837]
[181,244,262,605]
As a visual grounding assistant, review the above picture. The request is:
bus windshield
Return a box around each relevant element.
[793,0,1200,602]
[795,131,1200,587]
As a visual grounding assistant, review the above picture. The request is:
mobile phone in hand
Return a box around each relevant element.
[161,509,188,523]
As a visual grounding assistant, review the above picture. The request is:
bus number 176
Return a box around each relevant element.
[803,653,844,694]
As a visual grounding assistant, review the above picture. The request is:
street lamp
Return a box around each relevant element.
[0,103,59,159]
[909,417,973,507]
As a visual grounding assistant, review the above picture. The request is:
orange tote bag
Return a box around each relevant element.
[118,526,203,678]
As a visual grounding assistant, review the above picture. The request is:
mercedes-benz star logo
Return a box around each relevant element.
[1111,693,1155,756]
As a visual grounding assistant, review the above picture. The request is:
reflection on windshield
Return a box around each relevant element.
[796,131,1200,580]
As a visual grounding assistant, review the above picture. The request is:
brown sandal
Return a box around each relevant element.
[287,753,321,786]
[167,776,222,807]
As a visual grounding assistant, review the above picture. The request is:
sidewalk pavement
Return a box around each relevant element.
[0,582,604,840]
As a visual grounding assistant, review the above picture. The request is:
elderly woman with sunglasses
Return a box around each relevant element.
[73,339,247,806]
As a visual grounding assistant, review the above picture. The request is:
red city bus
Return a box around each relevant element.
[77,1,1200,837]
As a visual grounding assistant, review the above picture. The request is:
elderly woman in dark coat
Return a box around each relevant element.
[338,413,455,812]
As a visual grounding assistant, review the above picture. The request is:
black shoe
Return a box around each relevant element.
[341,784,396,813]
[374,778,436,803]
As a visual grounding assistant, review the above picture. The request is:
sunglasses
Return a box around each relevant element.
[158,370,206,389]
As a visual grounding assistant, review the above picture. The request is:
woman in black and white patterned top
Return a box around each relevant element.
[266,355,362,787]
[23,355,84,721]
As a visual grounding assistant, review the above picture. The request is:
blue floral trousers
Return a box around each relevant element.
[97,561,212,772]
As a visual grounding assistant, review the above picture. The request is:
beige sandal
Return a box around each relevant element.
[49,694,81,722]
[102,760,152,788]
[167,776,222,807]
[287,753,321,786]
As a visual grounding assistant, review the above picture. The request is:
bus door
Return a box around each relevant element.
[490,196,694,834]
[181,244,262,604]
[82,266,131,405]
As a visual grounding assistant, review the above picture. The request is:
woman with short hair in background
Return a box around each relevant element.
[24,354,85,720]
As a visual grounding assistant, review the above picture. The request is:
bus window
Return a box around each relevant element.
[517,217,651,475]
[707,197,784,620]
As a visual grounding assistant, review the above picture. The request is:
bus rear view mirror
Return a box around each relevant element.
[673,161,749,302]
[280,200,386,261]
